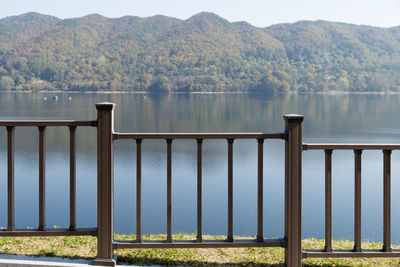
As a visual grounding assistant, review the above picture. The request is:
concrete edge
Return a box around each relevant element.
[0,254,155,267]
[0,258,93,267]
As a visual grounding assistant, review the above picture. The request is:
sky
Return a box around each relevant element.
[0,0,399,28]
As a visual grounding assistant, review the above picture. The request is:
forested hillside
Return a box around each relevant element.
[0,12,399,92]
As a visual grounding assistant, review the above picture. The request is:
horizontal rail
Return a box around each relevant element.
[114,132,285,140]
[303,143,400,150]
[114,238,286,249]
[0,228,97,237]
[303,250,400,258]
[0,120,97,127]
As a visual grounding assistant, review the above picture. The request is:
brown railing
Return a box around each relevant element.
[95,103,300,266]
[2,102,399,266]
[302,144,400,259]
[0,120,97,237]
[112,133,285,248]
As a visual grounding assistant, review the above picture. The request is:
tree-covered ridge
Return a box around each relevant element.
[0,12,399,92]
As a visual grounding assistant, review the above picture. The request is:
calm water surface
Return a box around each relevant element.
[1,92,400,243]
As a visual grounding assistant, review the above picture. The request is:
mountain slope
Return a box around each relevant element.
[0,12,399,92]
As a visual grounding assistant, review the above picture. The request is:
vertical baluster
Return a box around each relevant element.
[136,139,142,242]
[166,139,172,242]
[38,126,46,231]
[324,149,332,252]
[383,150,392,252]
[354,149,362,252]
[257,138,264,242]
[284,134,289,250]
[197,139,203,242]
[227,138,234,242]
[7,126,15,231]
[69,126,77,231]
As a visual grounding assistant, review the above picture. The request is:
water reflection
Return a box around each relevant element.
[0,92,400,243]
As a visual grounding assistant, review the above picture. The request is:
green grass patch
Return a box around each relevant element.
[0,234,399,266]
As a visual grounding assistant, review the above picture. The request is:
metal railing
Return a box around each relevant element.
[0,120,97,237]
[112,133,285,248]
[302,144,400,259]
[95,103,301,266]
[2,102,399,266]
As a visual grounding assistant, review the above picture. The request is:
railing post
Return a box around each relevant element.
[284,114,303,267]
[94,102,116,266]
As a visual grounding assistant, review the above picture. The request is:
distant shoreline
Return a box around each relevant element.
[308,90,400,95]
[0,90,247,94]
[0,90,399,95]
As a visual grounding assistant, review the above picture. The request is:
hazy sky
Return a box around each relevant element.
[0,0,399,28]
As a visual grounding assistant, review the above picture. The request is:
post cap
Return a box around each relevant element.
[96,102,115,110]
[283,114,304,122]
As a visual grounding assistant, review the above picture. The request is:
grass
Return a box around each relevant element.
[0,234,399,266]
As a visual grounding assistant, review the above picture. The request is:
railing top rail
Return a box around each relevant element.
[114,132,286,140]
[0,120,97,127]
[303,143,400,150]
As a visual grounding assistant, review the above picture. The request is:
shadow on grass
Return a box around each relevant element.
[0,253,356,267]
[303,264,352,267]
[117,254,283,266]
[117,255,353,267]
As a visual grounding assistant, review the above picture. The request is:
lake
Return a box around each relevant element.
[1,92,400,243]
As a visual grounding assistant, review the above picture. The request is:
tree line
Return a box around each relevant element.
[1,12,400,92]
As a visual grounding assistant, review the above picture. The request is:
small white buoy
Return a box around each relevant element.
[43,97,47,101]
[68,96,72,100]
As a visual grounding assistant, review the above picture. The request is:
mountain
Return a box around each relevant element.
[0,12,60,25]
[0,12,399,92]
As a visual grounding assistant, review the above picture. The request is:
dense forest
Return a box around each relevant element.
[0,12,400,93]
